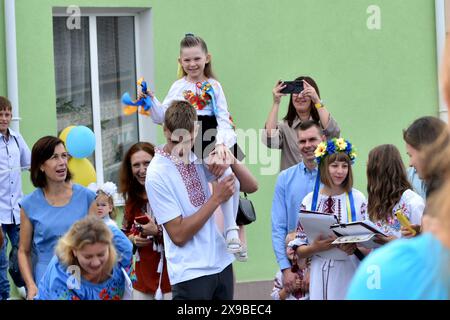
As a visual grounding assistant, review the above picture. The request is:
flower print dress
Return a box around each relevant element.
[370,189,424,238]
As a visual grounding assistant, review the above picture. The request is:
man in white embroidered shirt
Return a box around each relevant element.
[145,100,253,300]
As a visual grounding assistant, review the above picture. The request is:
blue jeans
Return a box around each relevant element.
[0,224,20,300]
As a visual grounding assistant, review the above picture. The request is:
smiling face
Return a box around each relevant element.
[179,45,210,82]
[328,160,349,187]
[130,150,152,186]
[73,242,109,281]
[298,125,325,162]
[40,143,69,183]
[291,90,312,113]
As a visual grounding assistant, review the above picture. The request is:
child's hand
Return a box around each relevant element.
[137,89,154,100]
[206,148,233,177]
[282,269,299,293]
[214,144,230,162]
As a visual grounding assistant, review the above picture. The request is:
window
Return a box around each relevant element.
[52,9,155,186]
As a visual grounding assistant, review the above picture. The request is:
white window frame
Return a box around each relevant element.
[52,7,157,188]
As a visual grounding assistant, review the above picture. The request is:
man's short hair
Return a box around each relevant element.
[298,120,322,134]
[0,96,12,111]
[164,100,197,133]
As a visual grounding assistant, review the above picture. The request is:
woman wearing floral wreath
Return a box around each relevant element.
[119,142,170,300]
[294,138,367,300]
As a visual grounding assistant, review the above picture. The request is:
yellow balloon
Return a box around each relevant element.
[59,126,76,145]
[68,158,96,187]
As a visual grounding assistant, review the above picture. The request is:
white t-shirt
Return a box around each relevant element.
[151,77,236,147]
[145,147,234,285]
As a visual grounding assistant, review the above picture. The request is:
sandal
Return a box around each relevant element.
[225,227,242,253]
[234,246,248,262]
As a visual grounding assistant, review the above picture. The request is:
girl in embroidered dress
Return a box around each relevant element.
[295,138,367,300]
[88,182,133,272]
[271,232,310,300]
[142,34,244,255]
[366,144,424,243]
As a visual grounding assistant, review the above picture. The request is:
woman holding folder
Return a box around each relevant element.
[294,138,367,300]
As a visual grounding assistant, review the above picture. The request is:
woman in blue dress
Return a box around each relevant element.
[18,136,96,299]
[35,216,132,300]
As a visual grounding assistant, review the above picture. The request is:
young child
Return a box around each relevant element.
[89,182,133,268]
[271,232,309,300]
[295,138,367,300]
[145,34,244,255]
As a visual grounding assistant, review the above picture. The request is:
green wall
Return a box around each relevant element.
[0,0,6,95]
[0,0,439,283]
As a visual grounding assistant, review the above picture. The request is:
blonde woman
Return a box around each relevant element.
[35,216,132,300]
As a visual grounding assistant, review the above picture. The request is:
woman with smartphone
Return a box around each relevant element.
[262,76,340,171]
[119,142,171,300]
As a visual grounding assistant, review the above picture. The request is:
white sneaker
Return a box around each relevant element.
[17,286,27,299]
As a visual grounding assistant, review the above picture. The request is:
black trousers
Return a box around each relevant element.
[171,264,234,300]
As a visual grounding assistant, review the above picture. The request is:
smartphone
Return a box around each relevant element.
[134,215,150,225]
[280,80,304,94]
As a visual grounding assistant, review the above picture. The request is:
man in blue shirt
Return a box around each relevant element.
[271,120,325,294]
[0,96,31,299]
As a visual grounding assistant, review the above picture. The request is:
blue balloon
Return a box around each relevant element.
[66,126,96,158]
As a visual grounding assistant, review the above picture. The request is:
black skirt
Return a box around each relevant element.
[193,115,245,161]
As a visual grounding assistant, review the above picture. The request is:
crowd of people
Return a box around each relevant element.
[0,33,449,300]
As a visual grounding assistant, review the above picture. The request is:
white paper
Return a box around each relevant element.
[298,213,348,260]
[330,220,386,249]
[330,220,387,237]
[332,234,382,249]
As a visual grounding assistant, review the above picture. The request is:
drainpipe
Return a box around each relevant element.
[5,0,20,132]
[436,0,447,122]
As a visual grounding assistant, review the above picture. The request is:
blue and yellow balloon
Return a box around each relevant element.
[66,126,96,158]
[59,125,97,187]
[67,157,97,187]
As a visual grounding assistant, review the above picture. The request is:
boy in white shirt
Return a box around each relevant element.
[146,100,255,299]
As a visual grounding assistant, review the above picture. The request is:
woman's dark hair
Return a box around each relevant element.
[403,116,447,150]
[30,136,72,188]
[283,76,321,127]
[367,144,412,222]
